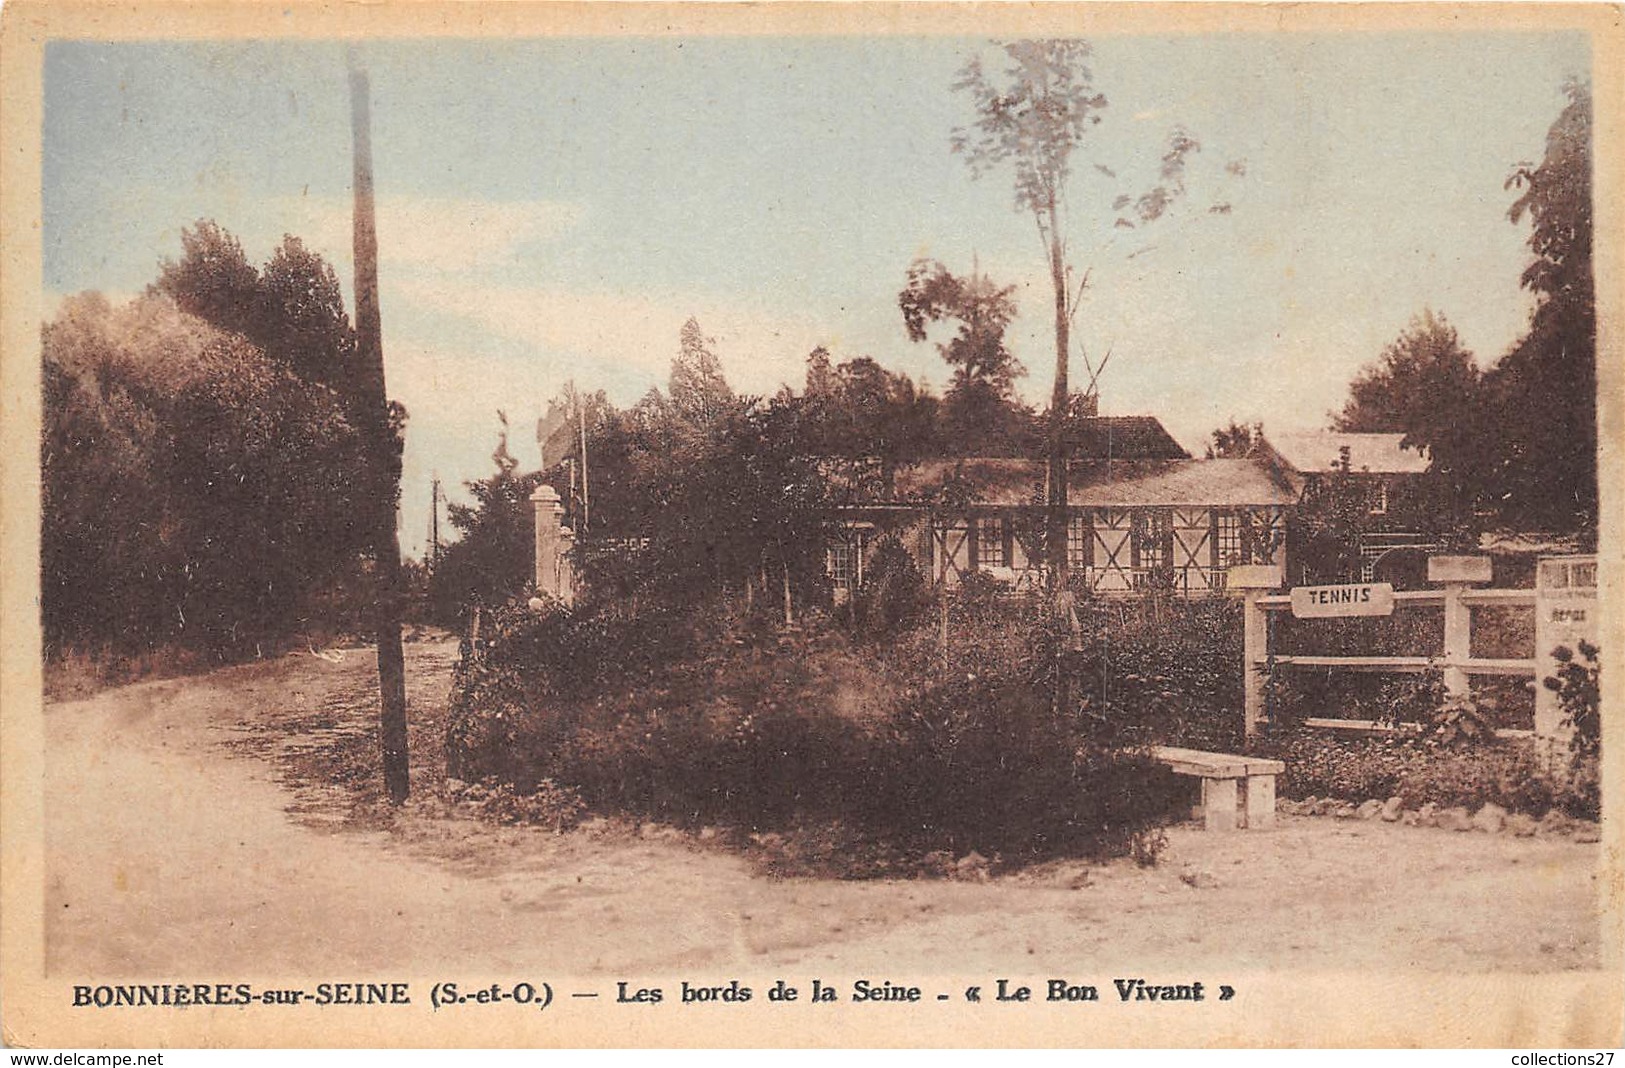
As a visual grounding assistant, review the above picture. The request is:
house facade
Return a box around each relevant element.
[827,418,1297,598]
[1254,431,1442,586]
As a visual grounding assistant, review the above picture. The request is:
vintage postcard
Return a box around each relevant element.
[2,1,1622,1050]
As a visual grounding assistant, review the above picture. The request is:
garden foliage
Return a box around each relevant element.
[1265,732,1598,821]
[446,595,1187,872]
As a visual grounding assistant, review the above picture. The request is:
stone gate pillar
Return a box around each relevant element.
[531,485,575,606]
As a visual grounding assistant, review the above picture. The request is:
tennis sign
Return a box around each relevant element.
[1290,582,1395,618]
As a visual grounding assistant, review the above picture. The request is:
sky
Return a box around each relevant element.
[42,32,1590,557]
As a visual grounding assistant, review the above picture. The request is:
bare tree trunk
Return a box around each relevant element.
[1045,201,1073,718]
[350,60,410,804]
[1046,202,1070,592]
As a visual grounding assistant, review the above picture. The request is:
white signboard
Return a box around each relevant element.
[1290,583,1396,618]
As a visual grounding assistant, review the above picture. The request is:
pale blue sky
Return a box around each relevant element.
[43,33,1589,555]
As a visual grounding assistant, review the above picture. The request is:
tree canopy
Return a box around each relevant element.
[1331,310,1480,439]
[43,291,372,658]
[898,258,1029,450]
[1204,420,1262,459]
[1479,79,1596,535]
[156,221,359,401]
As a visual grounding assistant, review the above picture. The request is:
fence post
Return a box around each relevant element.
[1228,564,1283,744]
[1429,556,1492,701]
[1243,589,1266,742]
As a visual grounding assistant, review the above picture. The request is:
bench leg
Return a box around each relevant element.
[1201,777,1238,832]
[1244,774,1276,830]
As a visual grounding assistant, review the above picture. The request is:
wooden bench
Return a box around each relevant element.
[1151,746,1285,832]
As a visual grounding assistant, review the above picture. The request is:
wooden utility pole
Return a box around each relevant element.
[430,475,441,569]
[576,387,590,532]
[350,57,411,803]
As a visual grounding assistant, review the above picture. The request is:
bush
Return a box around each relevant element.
[445,596,1187,873]
[444,598,699,784]
[847,536,928,640]
[1065,595,1246,751]
[1543,640,1600,760]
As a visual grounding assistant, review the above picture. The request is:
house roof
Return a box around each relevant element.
[1062,416,1191,460]
[1477,530,1584,556]
[1263,431,1431,475]
[886,457,1296,508]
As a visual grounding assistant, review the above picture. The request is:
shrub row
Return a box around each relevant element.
[1261,731,1599,821]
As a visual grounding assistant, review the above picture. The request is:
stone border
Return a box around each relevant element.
[1276,796,1601,842]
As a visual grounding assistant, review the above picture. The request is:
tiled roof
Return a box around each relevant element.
[1062,416,1191,460]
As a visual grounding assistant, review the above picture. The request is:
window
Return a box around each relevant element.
[1067,514,1093,572]
[1542,559,1597,590]
[977,515,1008,568]
[1215,511,1246,568]
[1369,481,1389,516]
[1132,510,1174,589]
[1132,510,1172,570]
[827,530,870,590]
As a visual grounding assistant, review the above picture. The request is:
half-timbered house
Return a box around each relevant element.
[826,417,1297,598]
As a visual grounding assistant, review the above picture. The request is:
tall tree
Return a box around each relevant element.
[1481,79,1596,534]
[258,235,358,395]
[156,224,363,412]
[951,40,1222,587]
[428,414,544,624]
[153,221,261,340]
[952,41,1103,589]
[670,316,736,426]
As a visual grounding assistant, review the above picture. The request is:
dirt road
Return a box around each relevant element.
[45,638,1603,983]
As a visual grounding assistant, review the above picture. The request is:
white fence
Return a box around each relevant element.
[1235,555,1595,750]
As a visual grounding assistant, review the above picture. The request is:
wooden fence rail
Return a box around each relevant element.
[1241,570,1538,743]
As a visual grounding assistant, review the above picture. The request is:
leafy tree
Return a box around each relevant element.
[1480,80,1596,535]
[153,220,384,557]
[899,258,1023,402]
[152,221,261,341]
[898,258,1028,450]
[803,344,839,400]
[670,316,737,426]
[157,222,360,403]
[953,40,1103,588]
[42,293,370,658]
[1204,420,1262,459]
[257,236,358,396]
[565,324,835,622]
[1332,310,1483,526]
[1332,310,1481,438]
